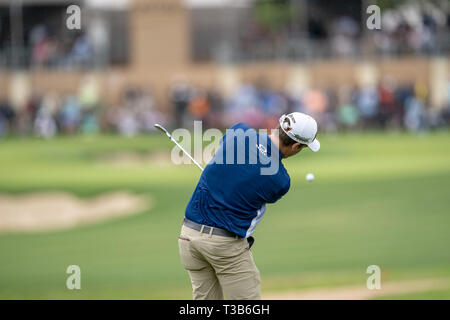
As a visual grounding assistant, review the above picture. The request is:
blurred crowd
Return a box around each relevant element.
[1,16,111,69]
[176,78,450,133]
[28,25,90,68]
[26,22,109,69]
[372,2,449,56]
[3,1,448,69]
[330,3,448,58]
[1,77,450,139]
[237,1,449,61]
[0,84,166,138]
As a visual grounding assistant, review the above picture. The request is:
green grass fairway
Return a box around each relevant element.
[0,131,449,299]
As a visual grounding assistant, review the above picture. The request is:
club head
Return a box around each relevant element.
[154,124,170,137]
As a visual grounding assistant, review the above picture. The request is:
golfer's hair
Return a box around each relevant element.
[276,124,305,147]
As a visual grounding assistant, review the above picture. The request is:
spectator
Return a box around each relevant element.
[0,101,15,137]
[169,75,192,128]
[378,80,396,127]
[58,95,81,134]
[404,96,426,131]
[356,85,379,129]
[69,35,93,68]
[136,89,165,133]
[188,89,211,121]
[34,104,56,139]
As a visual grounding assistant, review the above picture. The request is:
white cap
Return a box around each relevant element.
[279,112,320,152]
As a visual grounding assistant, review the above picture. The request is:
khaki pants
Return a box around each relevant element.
[178,224,261,300]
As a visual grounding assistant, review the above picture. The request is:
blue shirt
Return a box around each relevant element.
[185,123,290,238]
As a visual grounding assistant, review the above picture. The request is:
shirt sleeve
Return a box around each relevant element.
[261,175,290,204]
[277,178,290,199]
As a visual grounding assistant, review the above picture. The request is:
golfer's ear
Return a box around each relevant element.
[292,142,301,151]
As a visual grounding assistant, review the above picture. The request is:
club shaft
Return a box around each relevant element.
[156,124,204,171]
[169,135,204,172]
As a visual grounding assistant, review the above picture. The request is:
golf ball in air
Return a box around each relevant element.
[306,173,315,181]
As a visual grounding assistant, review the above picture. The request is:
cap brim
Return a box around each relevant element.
[308,139,320,152]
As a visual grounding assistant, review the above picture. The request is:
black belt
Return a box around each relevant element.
[183,218,238,238]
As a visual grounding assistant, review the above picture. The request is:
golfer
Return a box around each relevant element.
[178,112,320,300]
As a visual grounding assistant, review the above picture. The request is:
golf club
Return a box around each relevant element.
[154,123,204,172]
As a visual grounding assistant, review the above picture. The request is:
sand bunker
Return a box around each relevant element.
[0,191,150,233]
[99,151,173,167]
[263,278,450,300]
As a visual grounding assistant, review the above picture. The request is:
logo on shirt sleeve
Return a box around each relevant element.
[256,143,267,156]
